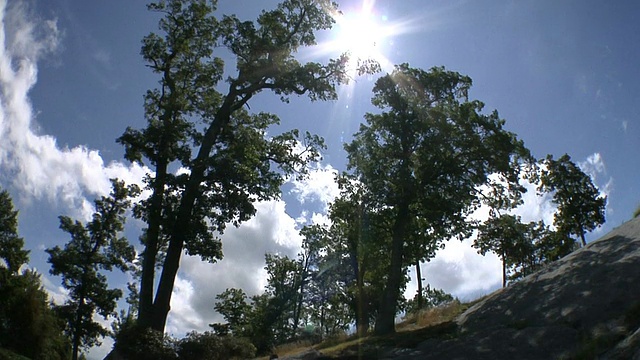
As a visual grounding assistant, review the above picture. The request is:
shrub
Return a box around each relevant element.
[177,331,256,360]
[114,326,177,360]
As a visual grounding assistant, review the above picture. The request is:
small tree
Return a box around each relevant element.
[474,214,539,287]
[47,180,138,360]
[212,288,252,337]
[537,154,606,246]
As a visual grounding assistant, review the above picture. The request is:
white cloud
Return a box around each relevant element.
[578,153,613,201]
[165,199,303,337]
[414,239,502,301]
[0,0,147,219]
[289,163,340,211]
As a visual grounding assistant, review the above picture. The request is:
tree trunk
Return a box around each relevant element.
[147,92,237,331]
[355,266,369,337]
[137,160,167,329]
[374,203,409,335]
[415,260,423,309]
[502,258,507,288]
[579,229,587,247]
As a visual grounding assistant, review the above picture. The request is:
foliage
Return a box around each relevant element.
[301,223,353,338]
[536,154,606,246]
[405,286,454,314]
[0,188,29,274]
[176,331,256,360]
[113,326,177,360]
[0,188,69,360]
[0,270,70,360]
[320,177,392,336]
[46,180,138,360]
[475,215,538,287]
[118,0,353,333]
[344,64,528,334]
[212,288,252,337]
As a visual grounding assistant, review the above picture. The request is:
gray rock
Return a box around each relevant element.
[414,216,640,359]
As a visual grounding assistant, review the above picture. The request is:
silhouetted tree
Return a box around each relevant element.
[345,65,528,335]
[537,154,606,246]
[117,0,357,334]
[0,188,29,274]
[47,180,137,360]
[212,288,252,337]
[0,188,69,359]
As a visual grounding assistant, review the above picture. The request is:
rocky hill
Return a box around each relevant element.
[421,216,640,359]
[288,216,640,359]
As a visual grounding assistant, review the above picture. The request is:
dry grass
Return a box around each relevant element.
[273,339,314,356]
[397,300,467,331]
[257,300,478,359]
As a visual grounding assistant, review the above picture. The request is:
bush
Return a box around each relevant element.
[114,326,177,360]
[177,332,256,360]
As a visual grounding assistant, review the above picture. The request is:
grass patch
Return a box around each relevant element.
[268,300,473,359]
[273,340,314,357]
[398,300,468,331]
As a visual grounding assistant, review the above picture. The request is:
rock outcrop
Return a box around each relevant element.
[409,216,640,359]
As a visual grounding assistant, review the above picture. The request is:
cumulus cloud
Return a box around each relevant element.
[165,199,303,337]
[578,152,613,202]
[289,163,340,211]
[0,0,147,219]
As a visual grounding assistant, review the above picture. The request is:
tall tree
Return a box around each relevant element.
[0,188,29,274]
[345,65,528,335]
[47,180,137,360]
[537,154,606,246]
[0,188,70,360]
[324,175,391,336]
[118,0,353,333]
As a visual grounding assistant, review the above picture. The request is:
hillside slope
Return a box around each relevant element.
[413,216,640,359]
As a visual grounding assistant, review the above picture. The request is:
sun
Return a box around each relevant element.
[335,12,383,60]
[328,3,394,71]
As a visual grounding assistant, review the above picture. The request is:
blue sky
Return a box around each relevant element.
[1,0,638,358]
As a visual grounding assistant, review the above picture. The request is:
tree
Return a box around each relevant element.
[211,288,252,337]
[0,188,69,359]
[117,0,354,333]
[345,65,528,335]
[47,180,138,360]
[406,285,454,314]
[537,154,606,246]
[474,214,543,287]
[0,188,29,274]
[322,175,392,336]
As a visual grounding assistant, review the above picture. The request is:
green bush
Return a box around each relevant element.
[114,326,177,360]
[177,332,256,360]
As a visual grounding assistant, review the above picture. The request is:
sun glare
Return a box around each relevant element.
[328,2,395,72]
[335,12,383,60]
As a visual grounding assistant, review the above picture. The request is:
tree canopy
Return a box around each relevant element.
[47,180,138,360]
[537,154,606,246]
[116,0,355,334]
[345,64,529,335]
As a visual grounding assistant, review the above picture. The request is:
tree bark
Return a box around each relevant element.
[374,203,409,335]
[415,260,423,310]
[137,160,167,329]
[502,258,507,288]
